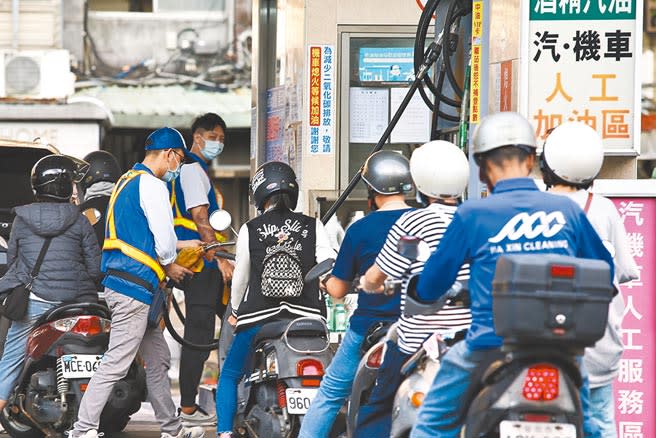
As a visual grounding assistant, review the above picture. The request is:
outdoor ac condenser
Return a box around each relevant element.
[0,49,75,100]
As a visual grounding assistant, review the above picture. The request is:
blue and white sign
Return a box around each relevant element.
[359,47,415,82]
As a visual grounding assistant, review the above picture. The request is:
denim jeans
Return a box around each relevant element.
[298,326,365,438]
[589,384,616,438]
[353,340,409,438]
[410,341,601,438]
[216,325,260,434]
[0,299,57,400]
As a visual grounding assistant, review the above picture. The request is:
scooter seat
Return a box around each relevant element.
[252,317,328,347]
[252,319,293,346]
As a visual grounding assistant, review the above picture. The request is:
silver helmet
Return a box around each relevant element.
[361,150,413,195]
[472,112,537,156]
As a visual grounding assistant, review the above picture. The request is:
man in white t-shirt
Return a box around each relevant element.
[357,141,472,437]
[541,122,639,438]
[168,113,235,426]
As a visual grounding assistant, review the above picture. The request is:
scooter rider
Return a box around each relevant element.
[357,141,472,437]
[78,150,122,247]
[541,122,639,438]
[217,161,335,438]
[70,127,205,438]
[169,113,234,426]
[409,112,614,438]
[299,150,413,438]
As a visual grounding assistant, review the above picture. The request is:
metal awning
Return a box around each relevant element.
[73,85,252,129]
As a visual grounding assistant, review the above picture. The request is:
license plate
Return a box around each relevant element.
[59,354,102,379]
[499,421,577,438]
[285,388,318,415]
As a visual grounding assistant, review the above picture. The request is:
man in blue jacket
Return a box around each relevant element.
[70,128,205,438]
[410,112,614,438]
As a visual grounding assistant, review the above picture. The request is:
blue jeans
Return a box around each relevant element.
[298,326,365,438]
[589,384,616,438]
[410,341,601,438]
[0,299,57,400]
[216,325,260,434]
[353,340,409,438]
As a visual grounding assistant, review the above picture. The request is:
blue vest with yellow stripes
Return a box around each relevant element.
[168,153,224,269]
[102,163,165,304]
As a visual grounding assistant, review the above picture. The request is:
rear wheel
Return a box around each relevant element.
[0,407,43,438]
[100,415,130,433]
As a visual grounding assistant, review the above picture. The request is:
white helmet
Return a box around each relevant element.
[472,112,537,156]
[541,122,604,185]
[410,140,469,199]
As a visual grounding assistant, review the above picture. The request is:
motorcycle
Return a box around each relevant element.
[223,259,336,438]
[0,302,146,437]
[403,251,614,438]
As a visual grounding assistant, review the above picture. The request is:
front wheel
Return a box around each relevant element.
[0,407,43,438]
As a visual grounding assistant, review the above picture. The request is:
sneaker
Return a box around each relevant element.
[161,426,206,438]
[178,405,217,427]
[65,431,103,438]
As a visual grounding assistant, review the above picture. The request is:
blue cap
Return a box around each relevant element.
[145,127,192,161]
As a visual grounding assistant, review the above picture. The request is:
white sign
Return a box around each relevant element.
[0,122,100,158]
[349,87,389,144]
[390,88,431,143]
[521,0,642,153]
[308,45,336,155]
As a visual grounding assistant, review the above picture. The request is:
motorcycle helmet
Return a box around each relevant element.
[250,161,299,212]
[410,140,469,200]
[361,150,413,195]
[472,112,537,161]
[540,122,604,188]
[31,155,87,201]
[81,150,121,190]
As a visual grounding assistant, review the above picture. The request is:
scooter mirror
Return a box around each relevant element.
[305,258,335,283]
[209,209,233,231]
[397,236,431,262]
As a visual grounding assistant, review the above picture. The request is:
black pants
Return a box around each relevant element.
[179,265,225,407]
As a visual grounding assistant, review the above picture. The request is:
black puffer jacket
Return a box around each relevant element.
[0,202,101,303]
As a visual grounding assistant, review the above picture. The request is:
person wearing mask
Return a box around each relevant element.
[69,127,204,438]
[541,122,639,438]
[78,150,122,247]
[0,154,101,414]
[299,150,414,438]
[358,141,472,437]
[217,161,335,437]
[169,113,234,426]
[409,112,614,438]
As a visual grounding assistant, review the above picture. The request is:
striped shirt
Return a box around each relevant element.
[376,202,471,354]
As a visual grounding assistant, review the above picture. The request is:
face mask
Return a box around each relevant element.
[162,152,182,182]
[201,139,224,161]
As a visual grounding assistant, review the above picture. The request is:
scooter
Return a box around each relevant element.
[0,302,146,437]
[222,259,336,438]
[404,252,614,438]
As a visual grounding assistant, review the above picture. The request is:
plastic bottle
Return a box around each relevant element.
[325,295,334,332]
[334,304,347,333]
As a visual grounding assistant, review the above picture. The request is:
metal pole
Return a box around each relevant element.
[12,0,20,50]
[320,42,441,225]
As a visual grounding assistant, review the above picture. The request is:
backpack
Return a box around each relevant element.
[260,246,304,298]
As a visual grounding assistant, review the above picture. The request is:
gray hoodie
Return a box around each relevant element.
[0,202,101,303]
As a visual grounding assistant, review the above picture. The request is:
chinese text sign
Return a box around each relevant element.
[611,197,656,438]
[308,45,336,155]
[527,0,640,151]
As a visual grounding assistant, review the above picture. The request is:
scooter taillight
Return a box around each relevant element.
[26,324,65,361]
[51,316,111,337]
[522,365,559,401]
[366,344,384,369]
[297,359,324,387]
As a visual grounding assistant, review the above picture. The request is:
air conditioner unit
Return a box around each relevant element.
[0,50,75,100]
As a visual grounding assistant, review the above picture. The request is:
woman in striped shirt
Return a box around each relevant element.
[355,140,472,437]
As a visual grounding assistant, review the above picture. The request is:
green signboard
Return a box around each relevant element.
[530,0,636,21]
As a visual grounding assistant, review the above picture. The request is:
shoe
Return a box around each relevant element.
[161,426,206,438]
[65,431,103,438]
[178,405,217,427]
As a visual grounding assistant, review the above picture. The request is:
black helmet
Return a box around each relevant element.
[82,150,121,189]
[250,161,299,212]
[31,155,82,201]
[361,150,413,195]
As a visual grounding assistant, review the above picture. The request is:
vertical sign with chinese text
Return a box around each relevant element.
[526,0,641,151]
[470,1,483,123]
[612,197,656,438]
[308,45,336,155]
